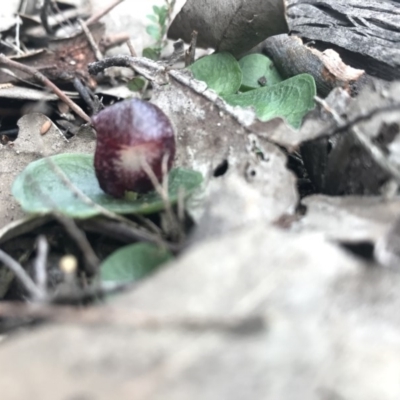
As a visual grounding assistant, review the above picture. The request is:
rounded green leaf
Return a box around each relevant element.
[127,77,146,92]
[146,24,161,40]
[224,74,316,129]
[100,242,173,283]
[143,47,160,60]
[12,153,203,218]
[189,52,242,97]
[238,54,282,91]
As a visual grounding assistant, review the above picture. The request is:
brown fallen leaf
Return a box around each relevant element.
[168,0,288,56]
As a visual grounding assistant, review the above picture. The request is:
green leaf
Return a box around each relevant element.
[224,74,316,129]
[158,6,168,26]
[146,24,161,40]
[238,54,282,91]
[153,5,161,14]
[127,77,146,92]
[189,52,242,97]
[12,153,203,218]
[100,242,173,283]
[146,14,159,23]
[143,47,160,60]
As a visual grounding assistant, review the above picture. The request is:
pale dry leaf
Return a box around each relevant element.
[151,70,298,228]
[294,195,400,244]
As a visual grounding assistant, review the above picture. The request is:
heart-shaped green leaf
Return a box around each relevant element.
[12,153,202,218]
[238,54,282,91]
[224,74,316,128]
[100,242,173,283]
[189,52,242,97]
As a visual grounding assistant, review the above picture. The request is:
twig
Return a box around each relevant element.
[14,16,23,55]
[320,102,400,138]
[77,219,181,253]
[78,18,103,61]
[88,55,168,83]
[140,156,184,241]
[0,54,91,123]
[40,0,54,35]
[85,0,125,26]
[0,249,44,300]
[185,30,198,67]
[34,235,49,295]
[102,33,130,50]
[126,39,137,57]
[73,77,99,114]
[53,213,100,275]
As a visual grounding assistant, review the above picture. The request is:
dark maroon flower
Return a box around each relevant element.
[92,99,176,198]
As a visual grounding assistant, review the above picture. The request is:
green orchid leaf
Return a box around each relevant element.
[224,74,316,128]
[143,47,160,60]
[146,24,161,40]
[238,54,282,91]
[127,77,146,92]
[189,52,242,97]
[100,242,173,283]
[12,153,202,218]
[146,14,158,23]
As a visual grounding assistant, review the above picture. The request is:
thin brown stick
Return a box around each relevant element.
[126,39,137,57]
[0,54,91,123]
[86,0,125,26]
[78,19,103,61]
[102,33,130,50]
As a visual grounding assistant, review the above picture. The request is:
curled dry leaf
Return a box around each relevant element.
[168,0,288,56]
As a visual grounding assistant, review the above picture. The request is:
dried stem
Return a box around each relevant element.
[126,39,137,57]
[79,18,103,61]
[140,156,184,241]
[185,30,198,67]
[34,235,49,295]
